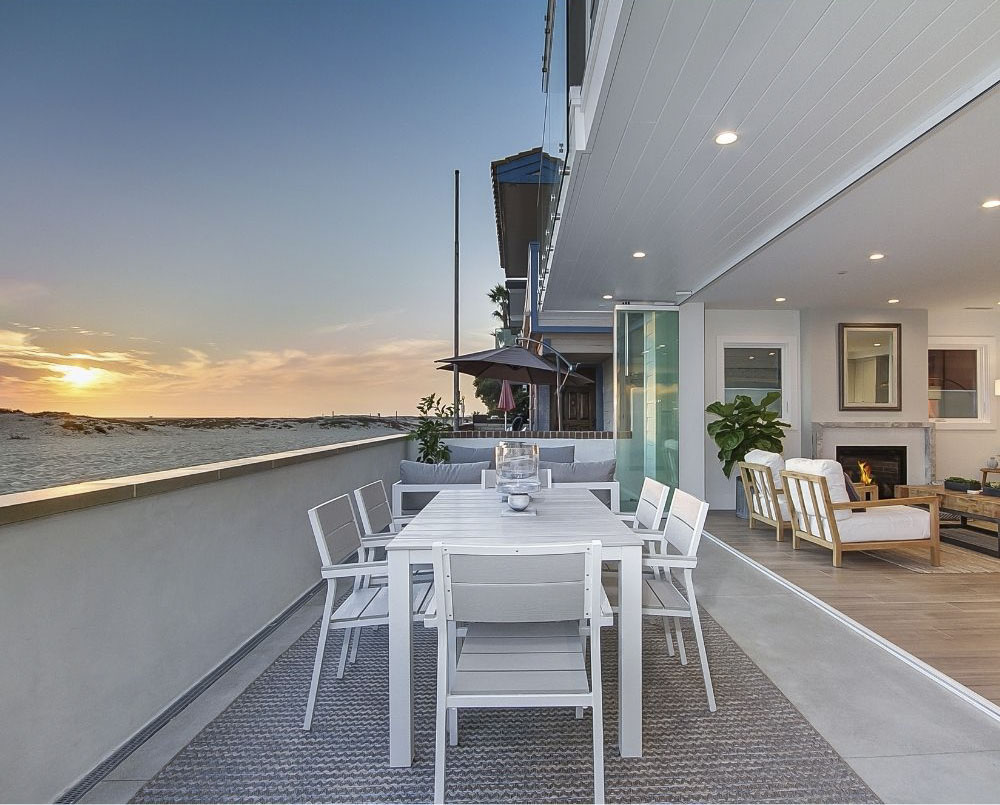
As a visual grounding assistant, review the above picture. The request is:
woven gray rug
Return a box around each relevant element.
[132,611,878,804]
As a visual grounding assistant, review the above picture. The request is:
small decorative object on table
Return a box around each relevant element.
[987,456,999,470]
[496,441,540,513]
[943,476,982,493]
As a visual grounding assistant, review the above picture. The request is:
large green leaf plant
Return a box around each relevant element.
[705,392,790,478]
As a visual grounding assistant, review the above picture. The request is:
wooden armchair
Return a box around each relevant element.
[739,460,791,541]
[780,460,939,568]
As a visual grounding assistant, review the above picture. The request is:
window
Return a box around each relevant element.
[928,337,993,427]
[716,336,799,424]
[724,347,782,412]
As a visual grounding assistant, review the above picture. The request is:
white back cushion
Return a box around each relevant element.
[744,449,784,488]
[785,458,852,522]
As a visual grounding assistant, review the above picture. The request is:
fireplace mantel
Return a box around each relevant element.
[812,421,935,484]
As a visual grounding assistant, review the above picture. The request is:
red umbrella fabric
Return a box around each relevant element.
[498,379,516,412]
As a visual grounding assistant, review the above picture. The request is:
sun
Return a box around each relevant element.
[56,365,105,388]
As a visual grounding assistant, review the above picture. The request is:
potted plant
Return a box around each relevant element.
[706,392,790,519]
[409,393,453,464]
[943,476,981,493]
[983,481,1000,498]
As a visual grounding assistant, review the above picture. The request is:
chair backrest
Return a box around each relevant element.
[738,461,782,523]
[634,477,670,531]
[661,489,709,557]
[432,541,600,624]
[481,468,552,489]
[354,480,395,535]
[780,469,840,543]
[307,494,363,567]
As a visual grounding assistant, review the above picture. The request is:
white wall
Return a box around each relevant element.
[680,303,706,499]
[800,307,929,451]
[928,307,1000,479]
[703,309,801,509]
[0,437,408,803]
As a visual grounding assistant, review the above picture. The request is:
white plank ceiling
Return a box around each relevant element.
[543,0,1000,312]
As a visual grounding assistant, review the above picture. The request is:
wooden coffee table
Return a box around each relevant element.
[897,484,1000,557]
[981,467,1000,487]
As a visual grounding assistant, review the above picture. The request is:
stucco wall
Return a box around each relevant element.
[0,436,408,803]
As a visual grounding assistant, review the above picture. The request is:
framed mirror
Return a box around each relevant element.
[838,323,901,411]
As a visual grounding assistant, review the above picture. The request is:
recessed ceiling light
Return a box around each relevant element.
[888,298,900,304]
[768,352,775,356]
[675,290,692,296]
[748,355,755,360]
[774,297,786,302]
[873,343,881,347]
[869,252,885,260]
[602,294,613,300]
[982,199,1000,208]
[632,251,646,259]
[714,131,738,145]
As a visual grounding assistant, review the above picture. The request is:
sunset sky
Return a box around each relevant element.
[0,0,544,416]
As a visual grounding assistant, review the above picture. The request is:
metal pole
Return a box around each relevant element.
[453,169,460,431]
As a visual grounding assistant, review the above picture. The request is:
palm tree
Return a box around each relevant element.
[488,284,510,330]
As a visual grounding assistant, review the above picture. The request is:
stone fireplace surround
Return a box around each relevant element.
[812,422,935,485]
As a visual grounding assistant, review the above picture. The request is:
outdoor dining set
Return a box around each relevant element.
[301,442,715,804]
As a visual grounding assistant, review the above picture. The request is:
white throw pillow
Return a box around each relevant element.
[784,458,852,522]
[743,449,784,489]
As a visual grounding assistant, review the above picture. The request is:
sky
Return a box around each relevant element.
[0,0,545,417]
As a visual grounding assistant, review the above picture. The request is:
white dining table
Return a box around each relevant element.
[386,486,644,766]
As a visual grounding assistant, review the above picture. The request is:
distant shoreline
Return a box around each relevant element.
[0,410,417,494]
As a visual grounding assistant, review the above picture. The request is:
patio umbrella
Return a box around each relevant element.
[436,345,591,430]
[435,345,592,387]
[498,379,516,430]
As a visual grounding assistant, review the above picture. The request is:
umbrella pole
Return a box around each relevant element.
[555,362,563,430]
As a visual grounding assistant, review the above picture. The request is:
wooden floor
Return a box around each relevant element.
[707,511,1000,706]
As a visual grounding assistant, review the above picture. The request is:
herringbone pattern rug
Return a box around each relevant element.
[133,612,878,804]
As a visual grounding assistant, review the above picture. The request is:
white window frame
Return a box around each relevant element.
[716,336,800,428]
[928,335,994,429]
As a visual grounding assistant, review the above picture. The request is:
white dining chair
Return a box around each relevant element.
[303,494,433,730]
[427,540,606,804]
[480,468,552,489]
[603,488,716,711]
[618,476,670,537]
[354,479,412,537]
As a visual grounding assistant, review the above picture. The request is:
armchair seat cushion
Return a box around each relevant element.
[836,505,930,544]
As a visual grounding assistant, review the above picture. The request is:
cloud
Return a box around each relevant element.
[0,324,489,415]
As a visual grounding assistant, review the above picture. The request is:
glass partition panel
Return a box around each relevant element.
[614,309,679,511]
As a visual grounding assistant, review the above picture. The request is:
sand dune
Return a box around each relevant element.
[0,410,415,494]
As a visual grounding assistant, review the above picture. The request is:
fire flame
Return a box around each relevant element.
[858,460,874,486]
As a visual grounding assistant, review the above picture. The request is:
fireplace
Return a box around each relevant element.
[836,446,907,500]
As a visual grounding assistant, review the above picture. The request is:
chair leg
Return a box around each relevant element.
[434,644,448,803]
[447,623,458,746]
[674,618,687,665]
[775,520,783,542]
[337,628,352,678]
[663,617,675,656]
[832,545,843,568]
[348,625,362,664]
[592,702,605,804]
[686,571,716,712]
[303,583,336,730]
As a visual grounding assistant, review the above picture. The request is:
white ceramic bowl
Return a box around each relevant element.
[507,493,531,511]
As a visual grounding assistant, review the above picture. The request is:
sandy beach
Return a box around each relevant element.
[0,410,415,494]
